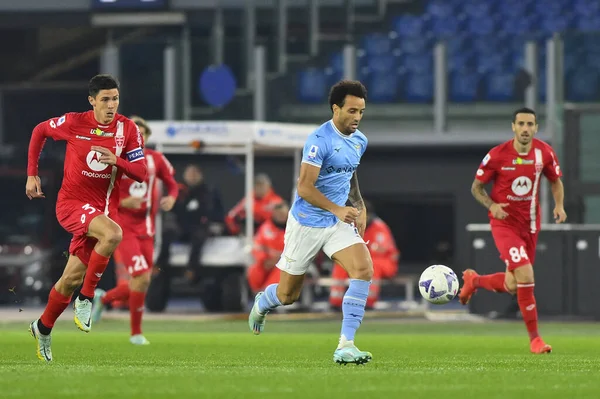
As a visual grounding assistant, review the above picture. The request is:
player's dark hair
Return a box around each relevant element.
[328,80,367,112]
[89,74,120,98]
[513,107,536,123]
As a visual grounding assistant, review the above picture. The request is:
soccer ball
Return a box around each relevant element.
[418,264,460,305]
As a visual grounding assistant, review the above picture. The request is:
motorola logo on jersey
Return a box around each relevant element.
[86,150,110,172]
[129,182,148,198]
[511,176,533,196]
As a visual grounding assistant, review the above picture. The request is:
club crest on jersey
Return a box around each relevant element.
[90,128,114,137]
[513,157,534,165]
[115,135,125,148]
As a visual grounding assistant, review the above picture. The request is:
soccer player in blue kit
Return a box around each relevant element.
[248,80,373,365]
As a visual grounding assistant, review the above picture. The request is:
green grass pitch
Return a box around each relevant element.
[1,318,599,399]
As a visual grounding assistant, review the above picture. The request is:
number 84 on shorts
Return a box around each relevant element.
[492,226,537,271]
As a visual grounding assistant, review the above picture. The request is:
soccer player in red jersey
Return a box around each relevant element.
[458,107,567,354]
[92,115,178,345]
[25,74,147,361]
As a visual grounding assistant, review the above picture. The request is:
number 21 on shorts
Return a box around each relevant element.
[509,246,529,263]
[80,203,98,224]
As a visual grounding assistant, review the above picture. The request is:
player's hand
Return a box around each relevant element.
[355,209,367,237]
[25,176,45,200]
[334,206,359,224]
[160,195,176,212]
[121,196,143,209]
[489,203,509,220]
[553,206,567,223]
[90,146,117,166]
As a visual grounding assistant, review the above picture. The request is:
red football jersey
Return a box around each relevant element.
[27,111,147,217]
[252,219,285,266]
[475,138,562,233]
[118,148,179,237]
[364,218,400,263]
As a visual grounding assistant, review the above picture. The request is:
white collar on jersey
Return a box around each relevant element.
[329,120,354,139]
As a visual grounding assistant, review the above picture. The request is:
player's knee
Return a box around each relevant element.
[62,270,85,290]
[103,225,123,247]
[131,273,151,291]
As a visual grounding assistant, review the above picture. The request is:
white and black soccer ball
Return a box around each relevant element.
[418,264,460,305]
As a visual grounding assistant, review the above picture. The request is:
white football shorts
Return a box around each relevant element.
[276,212,365,275]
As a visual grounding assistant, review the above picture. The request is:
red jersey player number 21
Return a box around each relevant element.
[458,107,566,355]
[25,74,147,362]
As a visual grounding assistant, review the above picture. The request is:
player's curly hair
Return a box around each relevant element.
[129,115,151,136]
[328,80,367,112]
[89,74,120,98]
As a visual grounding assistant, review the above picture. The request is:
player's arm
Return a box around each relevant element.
[348,171,365,211]
[471,179,495,210]
[544,148,567,223]
[156,153,179,211]
[26,115,71,199]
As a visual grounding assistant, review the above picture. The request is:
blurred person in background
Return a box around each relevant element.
[155,164,224,283]
[225,173,283,235]
[329,200,399,309]
[247,201,289,293]
[92,115,178,345]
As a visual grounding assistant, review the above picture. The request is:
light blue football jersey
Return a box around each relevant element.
[291,120,368,228]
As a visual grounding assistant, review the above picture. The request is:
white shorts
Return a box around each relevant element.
[276,213,365,276]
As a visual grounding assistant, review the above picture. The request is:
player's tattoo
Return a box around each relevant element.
[471,180,494,210]
[348,171,365,211]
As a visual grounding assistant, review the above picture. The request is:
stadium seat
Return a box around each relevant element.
[576,16,600,32]
[392,15,428,37]
[398,36,432,55]
[361,33,394,56]
[367,72,400,103]
[297,68,327,103]
[484,72,514,102]
[403,72,433,103]
[366,54,397,73]
[449,71,480,102]
[403,52,433,74]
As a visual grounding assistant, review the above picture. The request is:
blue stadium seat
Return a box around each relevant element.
[476,52,508,74]
[297,68,327,103]
[361,33,393,56]
[448,53,474,72]
[566,68,600,101]
[329,52,344,75]
[449,71,480,102]
[392,15,428,37]
[576,16,600,32]
[540,14,572,34]
[367,72,399,103]
[462,2,494,19]
[533,1,564,16]
[403,72,433,103]
[467,17,497,36]
[398,36,432,54]
[426,0,455,19]
[366,54,397,73]
[484,72,514,102]
[574,0,600,16]
[431,15,465,37]
[497,0,532,18]
[403,53,433,74]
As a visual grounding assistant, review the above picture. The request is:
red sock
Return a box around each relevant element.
[517,284,539,341]
[477,273,508,293]
[80,250,110,298]
[129,290,146,336]
[40,287,72,329]
[101,283,131,306]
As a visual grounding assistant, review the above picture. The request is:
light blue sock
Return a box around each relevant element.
[257,283,282,314]
[340,279,370,342]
